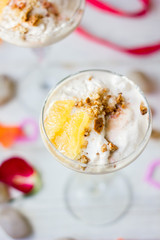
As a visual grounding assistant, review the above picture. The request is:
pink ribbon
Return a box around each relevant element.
[86,0,150,17]
[76,0,160,55]
[145,160,160,189]
[16,119,39,143]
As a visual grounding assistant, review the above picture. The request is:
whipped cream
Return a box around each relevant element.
[0,0,83,47]
[42,70,151,173]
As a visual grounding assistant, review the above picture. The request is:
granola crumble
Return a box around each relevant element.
[4,0,60,34]
[101,144,107,152]
[140,103,148,115]
[116,93,125,105]
[82,140,88,149]
[86,97,91,104]
[94,117,104,134]
[79,155,90,164]
[108,141,118,153]
[28,14,43,26]
[75,88,126,119]
[88,76,93,81]
[84,128,91,137]
[73,87,126,162]
[42,0,59,17]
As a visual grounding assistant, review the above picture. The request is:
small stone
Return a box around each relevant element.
[0,75,16,106]
[128,71,153,93]
[0,183,10,203]
[151,129,160,139]
[0,208,33,239]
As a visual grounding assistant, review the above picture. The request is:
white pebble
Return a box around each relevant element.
[128,71,153,93]
[0,75,16,105]
[0,208,32,239]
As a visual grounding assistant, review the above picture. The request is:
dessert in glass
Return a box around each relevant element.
[0,0,84,47]
[40,69,152,224]
[0,0,85,112]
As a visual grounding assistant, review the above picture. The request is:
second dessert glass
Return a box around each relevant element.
[18,0,85,113]
[40,70,152,225]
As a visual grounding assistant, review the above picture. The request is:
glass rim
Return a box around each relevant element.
[41,69,152,168]
[0,0,85,36]
[46,0,85,34]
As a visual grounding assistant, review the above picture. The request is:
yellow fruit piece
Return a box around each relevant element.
[53,111,90,159]
[44,100,75,140]
[0,0,8,14]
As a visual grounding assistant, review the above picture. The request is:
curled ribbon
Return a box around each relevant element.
[145,160,160,189]
[86,0,150,17]
[76,0,160,55]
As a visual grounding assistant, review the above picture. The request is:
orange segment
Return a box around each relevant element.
[44,100,75,140]
[0,0,8,14]
[53,111,91,159]
[44,99,91,159]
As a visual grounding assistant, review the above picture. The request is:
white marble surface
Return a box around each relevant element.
[0,0,160,239]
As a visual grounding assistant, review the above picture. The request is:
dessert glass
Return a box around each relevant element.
[13,0,85,112]
[40,69,152,224]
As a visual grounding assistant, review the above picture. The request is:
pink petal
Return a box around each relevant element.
[0,157,41,194]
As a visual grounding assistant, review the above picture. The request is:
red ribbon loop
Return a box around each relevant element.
[86,0,150,17]
[76,0,160,55]
[76,27,160,56]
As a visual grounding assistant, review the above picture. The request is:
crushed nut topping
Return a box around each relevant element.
[82,140,88,149]
[140,103,148,115]
[101,144,107,152]
[77,100,83,107]
[74,87,126,166]
[88,76,93,81]
[94,93,100,100]
[79,155,90,164]
[80,166,87,171]
[108,141,118,153]
[42,0,59,16]
[8,0,60,34]
[94,117,104,134]
[84,128,91,137]
[116,93,125,105]
[86,97,91,104]
[28,14,43,26]
[75,88,126,119]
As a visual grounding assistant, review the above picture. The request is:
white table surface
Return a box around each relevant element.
[0,0,160,239]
